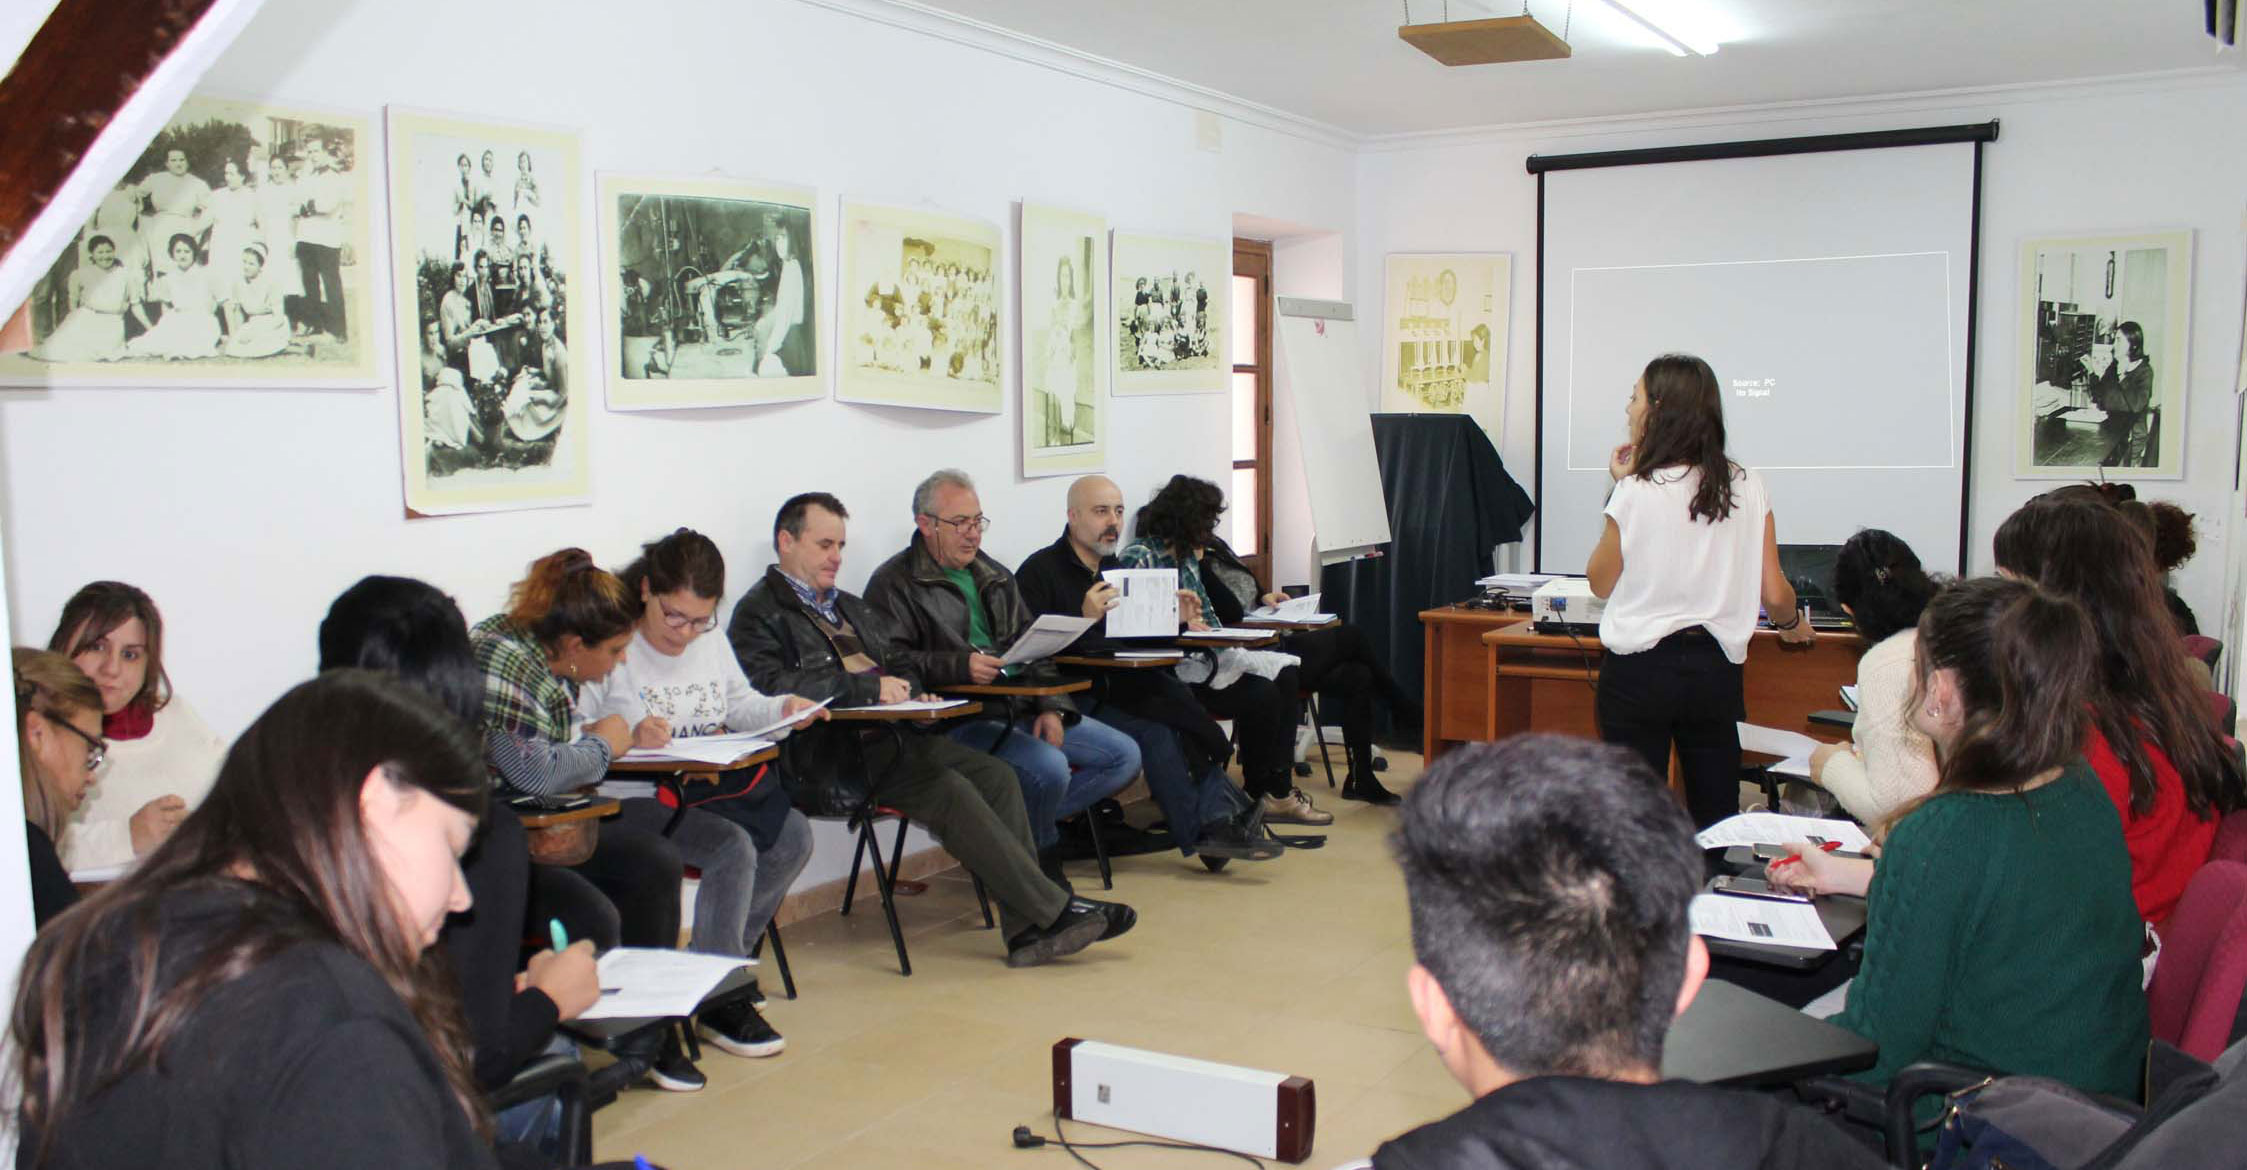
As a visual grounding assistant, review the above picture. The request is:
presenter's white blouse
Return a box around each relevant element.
[1597,464,1772,665]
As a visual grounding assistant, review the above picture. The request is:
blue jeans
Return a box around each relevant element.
[1083,704,1239,855]
[950,714,1140,849]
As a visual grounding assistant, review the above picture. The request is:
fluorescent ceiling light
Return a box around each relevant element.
[1601,0,1722,56]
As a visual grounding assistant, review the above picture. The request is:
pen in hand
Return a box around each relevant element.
[1767,839,1841,873]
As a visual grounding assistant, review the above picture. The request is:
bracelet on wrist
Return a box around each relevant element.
[1768,611,1802,631]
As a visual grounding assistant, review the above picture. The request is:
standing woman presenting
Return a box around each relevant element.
[1587,354,1816,828]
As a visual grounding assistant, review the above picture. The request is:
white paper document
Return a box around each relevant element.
[1478,573,1560,591]
[1179,628,1277,641]
[577,947,755,1021]
[1690,893,1837,950]
[733,696,835,738]
[621,733,779,767]
[68,862,132,884]
[1113,650,1184,660]
[1737,721,1822,778]
[1840,685,1861,711]
[1695,812,1872,853]
[1101,569,1181,638]
[1248,592,1329,622]
[846,698,973,714]
[1000,613,1098,667]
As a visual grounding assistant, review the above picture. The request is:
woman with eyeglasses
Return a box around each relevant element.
[14,650,106,927]
[575,529,826,1060]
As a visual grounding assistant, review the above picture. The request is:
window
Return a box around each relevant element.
[1231,239,1274,590]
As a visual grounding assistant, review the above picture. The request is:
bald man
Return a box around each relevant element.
[1015,476,1285,867]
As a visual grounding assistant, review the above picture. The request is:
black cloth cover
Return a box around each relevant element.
[1318,414,1533,738]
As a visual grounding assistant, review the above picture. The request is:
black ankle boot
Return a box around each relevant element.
[1341,768,1401,805]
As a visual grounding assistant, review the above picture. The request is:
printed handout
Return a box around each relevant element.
[1100,568,1180,638]
[999,613,1098,667]
[1690,893,1837,950]
[1694,812,1872,854]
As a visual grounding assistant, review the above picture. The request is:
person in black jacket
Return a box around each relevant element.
[1367,735,1880,1170]
[13,649,103,928]
[727,491,1134,966]
[1015,475,1280,867]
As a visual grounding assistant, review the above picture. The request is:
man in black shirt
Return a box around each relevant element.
[1366,736,1881,1170]
[1015,475,1281,866]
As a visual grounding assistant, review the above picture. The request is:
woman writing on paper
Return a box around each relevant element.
[1587,354,1817,829]
[575,529,826,1061]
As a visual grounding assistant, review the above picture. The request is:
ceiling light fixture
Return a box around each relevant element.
[1398,0,1573,67]
[1600,0,1720,56]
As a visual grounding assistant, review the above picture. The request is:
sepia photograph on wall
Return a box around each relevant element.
[835,200,1003,413]
[0,94,380,388]
[1019,202,1108,477]
[387,107,589,515]
[599,173,822,410]
[1379,252,1510,443]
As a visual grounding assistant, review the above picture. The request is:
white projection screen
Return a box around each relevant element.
[1532,125,1996,575]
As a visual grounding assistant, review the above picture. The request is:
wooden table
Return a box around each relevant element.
[1661,978,1877,1087]
[1478,624,1862,749]
[1419,605,1532,760]
[827,700,984,722]
[945,679,1093,698]
[1176,631,1281,649]
[515,797,621,831]
[1053,653,1184,670]
[606,743,780,785]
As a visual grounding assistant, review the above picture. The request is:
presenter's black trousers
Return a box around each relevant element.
[1596,627,1745,829]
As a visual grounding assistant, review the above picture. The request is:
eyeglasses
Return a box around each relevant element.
[52,718,107,774]
[929,514,991,534]
[656,599,719,633]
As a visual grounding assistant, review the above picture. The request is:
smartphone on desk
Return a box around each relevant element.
[1710,875,1813,903]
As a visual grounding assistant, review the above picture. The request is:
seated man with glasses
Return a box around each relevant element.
[729,492,1135,966]
[866,470,1145,887]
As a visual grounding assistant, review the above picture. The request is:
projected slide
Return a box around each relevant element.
[1566,252,1955,473]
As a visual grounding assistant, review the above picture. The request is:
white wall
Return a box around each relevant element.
[1355,72,2247,623]
[0,0,1355,889]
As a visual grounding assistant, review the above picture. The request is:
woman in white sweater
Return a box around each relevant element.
[47,582,224,872]
[576,529,826,1060]
[1807,530,1941,828]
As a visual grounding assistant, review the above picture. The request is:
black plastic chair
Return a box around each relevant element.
[488,1051,593,1166]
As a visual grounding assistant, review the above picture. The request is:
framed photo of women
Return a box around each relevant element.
[1111,232,1229,396]
[835,200,1004,413]
[2016,229,2192,479]
[386,108,588,515]
[0,94,379,387]
[1019,202,1108,477]
[598,173,822,410]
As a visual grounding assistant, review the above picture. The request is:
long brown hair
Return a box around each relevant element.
[505,548,635,650]
[10,671,491,1162]
[13,649,102,839]
[1992,494,2245,819]
[1913,577,2098,799]
[1627,354,1737,523]
[47,582,169,718]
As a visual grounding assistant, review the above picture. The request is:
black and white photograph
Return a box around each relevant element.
[836,200,1003,413]
[1020,202,1107,476]
[599,173,822,409]
[386,108,588,515]
[0,95,379,387]
[1112,232,1229,395]
[2017,230,2192,478]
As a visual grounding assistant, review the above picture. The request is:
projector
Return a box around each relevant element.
[1051,1038,1314,1163]
[1531,578,1605,634]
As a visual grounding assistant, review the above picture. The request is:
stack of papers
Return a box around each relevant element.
[576,948,756,1021]
[1113,650,1183,660]
[1183,628,1277,641]
[1000,614,1098,666]
[1736,722,1822,778]
[1100,569,1182,638]
[1694,812,1871,853]
[1247,593,1334,623]
[1690,894,1837,950]
[620,733,779,766]
[845,698,972,714]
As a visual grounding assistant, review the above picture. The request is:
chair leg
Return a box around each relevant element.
[842,816,874,917]
[760,920,798,1000]
[866,818,911,977]
[1308,694,1339,789]
[1087,806,1113,890]
[974,875,995,929]
[890,815,911,883]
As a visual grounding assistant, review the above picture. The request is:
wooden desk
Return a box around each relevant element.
[1661,978,1877,1087]
[1176,632,1280,649]
[607,744,780,785]
[945,680,1092,697]
[1240,616,1341,631]
[1480,624,1862,747]
[518,795,622,867]
[1420,605,1531,760]
[516,797,621,830]
[1054,653,1183,670]
[827,701,983,722]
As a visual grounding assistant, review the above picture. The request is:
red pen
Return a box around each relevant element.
[1765,840,1842,873]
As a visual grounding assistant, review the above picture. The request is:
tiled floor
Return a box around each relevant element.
[593,751,1462,1169]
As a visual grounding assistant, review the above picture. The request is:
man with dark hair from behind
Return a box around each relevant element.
[1371,734,1880,1169]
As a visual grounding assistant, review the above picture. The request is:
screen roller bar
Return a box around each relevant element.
[1526,120,1999,175]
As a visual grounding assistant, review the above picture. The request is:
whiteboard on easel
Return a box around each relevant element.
[1274,297,1393,564]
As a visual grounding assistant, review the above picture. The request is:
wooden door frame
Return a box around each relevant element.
[1232,238,1274,591]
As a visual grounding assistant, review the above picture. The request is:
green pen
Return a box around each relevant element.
[549,917,569,953]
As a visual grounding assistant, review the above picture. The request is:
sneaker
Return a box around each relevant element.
[1194,817,1285,862]
[698,998,786,1058]
[1260,788,1334,826]
[1004,903,1108,968]
[647,1026,707,1092]
[1341,773,1402,806]
[1067,896,1137,941]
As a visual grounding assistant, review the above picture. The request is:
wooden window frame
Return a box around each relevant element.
[1232,239,1275,591]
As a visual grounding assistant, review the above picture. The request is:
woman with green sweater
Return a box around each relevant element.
[1770,576,2148,1097]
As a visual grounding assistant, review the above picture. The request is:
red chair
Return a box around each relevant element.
[2209,810,2247,868]
[2148,860,2247,1062]
[2205,691,2237,740]
[2183,635,2223,669]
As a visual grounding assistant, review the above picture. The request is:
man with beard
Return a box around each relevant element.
[1014,475,1284,868]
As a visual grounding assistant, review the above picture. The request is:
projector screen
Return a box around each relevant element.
[1534,129,1992,576]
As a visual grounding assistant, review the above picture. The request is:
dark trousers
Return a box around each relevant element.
[1596,630,1746,829]
[1285,625,1383,774]
[444,805,541,1089]
[295,241,346,338]
[527,823,684,950]
[863,732,1069,939]
[1195,668,1300,799]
